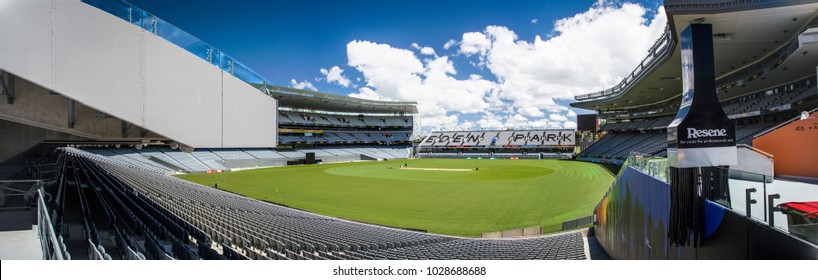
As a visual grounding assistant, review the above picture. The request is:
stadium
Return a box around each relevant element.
[0,0,816,262]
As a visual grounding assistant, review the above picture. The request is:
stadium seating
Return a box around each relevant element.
[580,118,786,161]
[722,79,816,117]
[277,109,413,146]
[56,147,589,260]
[582,75,817,162]
[82,145,412,173]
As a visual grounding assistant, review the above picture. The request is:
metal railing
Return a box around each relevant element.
[665,0,785,12]
[753,107,818,139]
[37,187,69,260]
[627,152,670,182]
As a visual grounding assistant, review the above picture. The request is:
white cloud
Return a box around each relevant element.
[519,107,545,118]
[470,2,666,110]
[443,39,457,50]
[420,47,436,56]
[477,112,505,130]
[459,32,491,56]
[549,113,568,122]
[320,66,351,87]
[411,42,437,56]
[531,18,539,24]
[346,40,497,132]
[333,1,665,133]
[290,79,317,91]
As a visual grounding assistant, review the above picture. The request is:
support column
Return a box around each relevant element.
[67,99,75,129]
[1,71,14,104]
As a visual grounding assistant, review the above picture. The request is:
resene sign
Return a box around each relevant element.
[667,24,736,168]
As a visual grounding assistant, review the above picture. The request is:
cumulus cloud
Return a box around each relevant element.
[470,3,667,112]
[459,32,491,56]
[411,42,437,56]
[549,113,568,122]
[320,66,351,87]
[290,79,317,91]
[346,40,497,132]
[519,107,545,118]
[420,47,436,56]
[531,18,538,24]
[330,1,666,133]
[443,39,458,50]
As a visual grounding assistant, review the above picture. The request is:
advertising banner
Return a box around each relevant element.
[668,24,736,168]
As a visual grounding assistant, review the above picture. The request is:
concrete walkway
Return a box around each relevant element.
[0,225,42,260]
[0,211,42,260]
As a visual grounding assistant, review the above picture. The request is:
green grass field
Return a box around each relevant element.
[176,159,614,237]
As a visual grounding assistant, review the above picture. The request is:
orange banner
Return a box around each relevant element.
[753,112,818,178]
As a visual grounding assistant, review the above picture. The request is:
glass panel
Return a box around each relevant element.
[155,19,216,63]
[231,60,269,85]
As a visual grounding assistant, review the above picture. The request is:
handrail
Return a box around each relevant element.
[626,152,670,183]
[736,144,774,159]
[267,85,417,107]
[665,0,793,12]
[37,187,67,260]
[753,107,818,139]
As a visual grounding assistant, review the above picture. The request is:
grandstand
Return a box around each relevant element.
[418,129,576,159]
[574,0,818,259]
[269,85,416,146]
[2,0,817,262]
[46,147,591,260]
[573,2,818,164]
[0,0,603,261]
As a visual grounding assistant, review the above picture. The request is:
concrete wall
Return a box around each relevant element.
[53,1,143,125]
[0,120,86,163]
[0,0,53,87]
[319,155,361,164]
[0,0,277,148]
[0,75,124,140]
[142,34,223,147]
[222,73,277,148]
[729,145,774,177]
[480,226,542,238]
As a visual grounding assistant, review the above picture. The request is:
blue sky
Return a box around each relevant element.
[127,0,666,132]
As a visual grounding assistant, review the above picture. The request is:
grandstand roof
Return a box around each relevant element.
[263,85,418,114]
[571,0,818,113]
